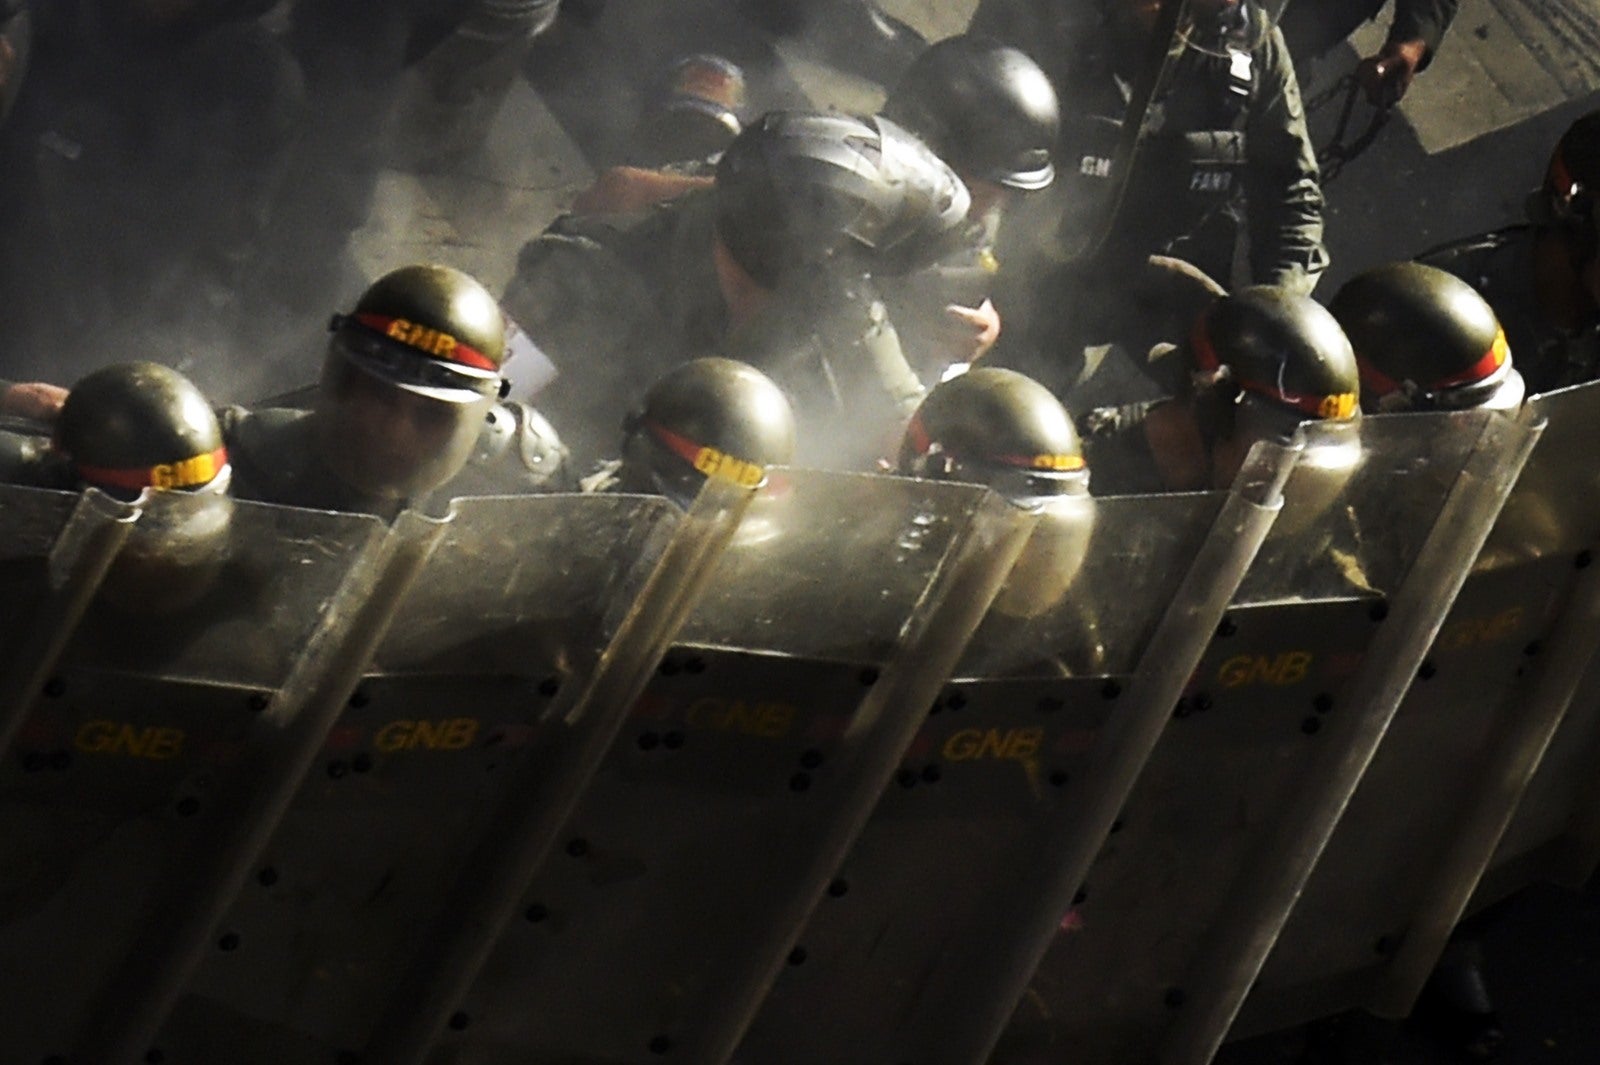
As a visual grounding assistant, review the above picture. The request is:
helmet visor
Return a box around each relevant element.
[317,353,490,500]
[330,318,502,404]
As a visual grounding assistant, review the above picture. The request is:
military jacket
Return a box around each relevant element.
[500,189,728,469]
[971,0,1327,294]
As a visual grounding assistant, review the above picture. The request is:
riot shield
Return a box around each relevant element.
[733,441,1293,1065]
[365,470,1030,1065]
[952,411,1530,1065]
[1245,381,1600,1026]
[0,485,137,759]
[0,495,390,1063]
[103,490,716,1065]
[1455,381,1600,901]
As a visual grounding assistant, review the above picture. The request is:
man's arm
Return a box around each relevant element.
[1244,21,1328,295]
[0,380,68,423]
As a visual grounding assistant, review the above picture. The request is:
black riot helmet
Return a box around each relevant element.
[882,34,1059,191]
[56,362,230,499]
[1527,109,1600,261]
[899,367,1089,507]
[1331,261,1523,413]
[318,264,506,501]
[713,110,971,287]
[1190,285,1360,434]
[619,357,797,508]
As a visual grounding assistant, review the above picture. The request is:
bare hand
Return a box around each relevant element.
[2,382,69,423]
[1356,38,1427,107]
[943,298,1002,363]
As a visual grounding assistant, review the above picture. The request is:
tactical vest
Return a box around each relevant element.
[1060,5,1261,270]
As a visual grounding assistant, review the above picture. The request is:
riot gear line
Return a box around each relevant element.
[0,2,1598,1064]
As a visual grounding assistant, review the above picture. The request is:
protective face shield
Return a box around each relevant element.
[315,349,492,502]
[316,264,507,501]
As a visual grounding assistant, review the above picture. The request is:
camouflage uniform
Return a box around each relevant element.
[1418,225,1600,393]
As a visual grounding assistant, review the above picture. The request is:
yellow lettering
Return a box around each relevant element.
[375,718,479,752]
[942,727,1046,762]
[1031,454,1084,471]
[692,447,764,487]
[684,697,794,738]
[74,719,183,759]
[1218,652,1314,688]
[1318,393,1357,419]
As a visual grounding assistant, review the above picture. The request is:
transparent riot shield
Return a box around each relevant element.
[0,485,137,760]
[361,470,1031,1065]
[951,410,1533,1065]
[116,490,722,1065]
[0,494,390,1063]
[1248,382,1600,1027]
[731,455,1277,1065]
[1448,381,1600,906]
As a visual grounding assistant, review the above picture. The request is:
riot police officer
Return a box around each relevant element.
[582,356,797,507]
[1080,284,1358,494]
[1420,109,1600,393]
[898,366,1097,633]
[972,0,1325,295]
[502,109,969,470]
[899,367,1090,507]
[222,264,514,517]
[1330,261,1525,413]
[878,34,1061,381]
[0,362,229,496]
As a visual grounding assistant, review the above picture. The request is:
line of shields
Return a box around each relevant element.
[5,382,1600,1064]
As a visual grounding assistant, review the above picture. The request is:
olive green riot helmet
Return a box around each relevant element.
[713,109,972,287]
[1331,261,1523,413]
[619,357,798,508]
[319,264,506,501]
[1527,109,1600,259]
[898,366,1089,508]
[881,34,1059,191]
[57,361,233,612]
[56,361,230,499]
[1190,284,1360,437]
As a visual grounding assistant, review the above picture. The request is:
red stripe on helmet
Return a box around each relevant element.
[75,446,229,492]
[352,312,498,372]
[1433,329,1509,389]
[995,452,1087,472]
